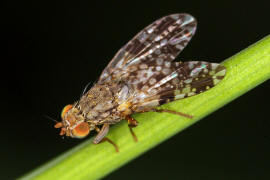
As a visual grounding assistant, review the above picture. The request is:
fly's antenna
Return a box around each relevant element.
[43,114,59,123]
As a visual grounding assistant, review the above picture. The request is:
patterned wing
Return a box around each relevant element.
[98,13,197,83]
[128,61,226,112]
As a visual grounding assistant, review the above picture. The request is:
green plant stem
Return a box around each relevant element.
[20,35,270,180]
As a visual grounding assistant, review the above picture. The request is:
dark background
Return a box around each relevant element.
[3,0,270,179]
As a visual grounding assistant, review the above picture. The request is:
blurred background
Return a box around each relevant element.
[2,0,270,179]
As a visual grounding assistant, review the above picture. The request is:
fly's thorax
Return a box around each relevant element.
[78,82,133,124]
[78,83,120,124]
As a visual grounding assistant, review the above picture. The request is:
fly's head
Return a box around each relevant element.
[54,103,94,138]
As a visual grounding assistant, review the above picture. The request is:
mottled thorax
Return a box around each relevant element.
[78,82,127,124]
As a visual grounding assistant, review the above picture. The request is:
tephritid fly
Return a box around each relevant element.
[55,13,226,152]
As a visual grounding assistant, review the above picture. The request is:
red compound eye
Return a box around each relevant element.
[72,122,90,138]
[61,104,73,119]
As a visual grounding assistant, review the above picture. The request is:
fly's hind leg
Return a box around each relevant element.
[125,115,138,142]
[152,109,193,119]
[94,124,119,152]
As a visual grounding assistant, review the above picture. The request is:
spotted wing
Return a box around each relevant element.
[128,61,226,112]
[98,13,197,83]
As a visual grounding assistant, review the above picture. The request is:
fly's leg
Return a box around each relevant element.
[100,138,119,152]
[94,124,119,152]
[93,124,109,144]
[152,109,193,119]
[126,115,138,142]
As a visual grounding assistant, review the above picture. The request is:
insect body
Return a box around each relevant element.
[55,13,226,151]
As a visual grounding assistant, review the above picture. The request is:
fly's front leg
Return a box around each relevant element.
[94,124,119,152]
[125,115,138,142]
